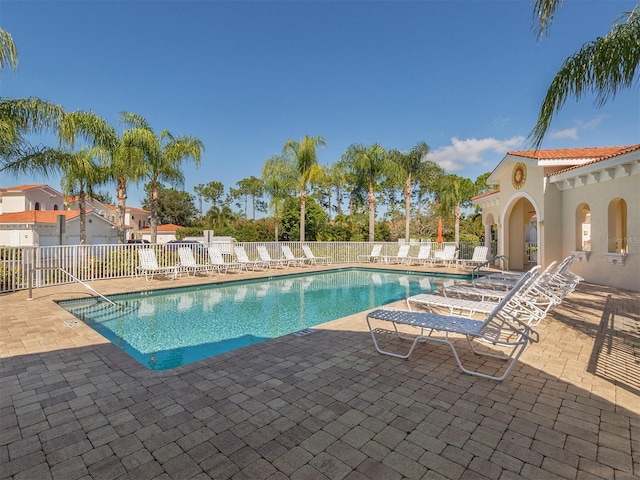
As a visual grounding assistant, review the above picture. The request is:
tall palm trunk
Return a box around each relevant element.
[150,180,160,244]
[274,204,280,242]
[299,187,306,242]
[404,176,412,242]
[78,186,87,245]
[368,182,376,242]
[454,202,461,244]
[116,178,127,244]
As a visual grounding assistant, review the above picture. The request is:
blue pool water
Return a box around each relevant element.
[59,268,465,370]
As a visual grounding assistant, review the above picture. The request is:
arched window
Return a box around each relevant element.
[607,198,627,253]
[53,205,59,211]
[34,202,40,211]
[575,203,591,251]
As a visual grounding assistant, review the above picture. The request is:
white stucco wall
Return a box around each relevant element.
[62,217,119,245]
[0,228,38,246]
[1,190,64,213]
[557,174,639,292]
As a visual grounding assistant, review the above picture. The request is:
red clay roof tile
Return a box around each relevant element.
[0,210,81,224]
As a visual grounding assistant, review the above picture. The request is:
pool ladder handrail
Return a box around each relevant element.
[471,255,510,279]
[28,266,116,306]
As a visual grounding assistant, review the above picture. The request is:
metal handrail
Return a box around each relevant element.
[28,266,116,305]
[472,255,510,279]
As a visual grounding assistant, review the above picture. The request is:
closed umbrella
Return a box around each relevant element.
[437,218,443,243]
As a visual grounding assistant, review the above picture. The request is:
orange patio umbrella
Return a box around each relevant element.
[437,218,444,243]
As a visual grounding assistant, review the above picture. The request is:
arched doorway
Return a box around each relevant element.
[503,196,538,270]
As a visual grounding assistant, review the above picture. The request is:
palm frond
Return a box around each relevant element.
[532,0,562,39]
[529,7,640,149]
[0,28,18,72]
[0,97,64,133]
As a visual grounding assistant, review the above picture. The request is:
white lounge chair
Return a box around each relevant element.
[412,260,579,327]
[407,293,498,318]
[208,246,243,274]
[358,244,383,263]
[455,245,489,269]
[137,248,179,282]
[406,266,548,321]
[178,247,214,277]
[382,244,411,264]
[444,283,509,302]
[408,244,432,265]
[281,245,310,266]
[234,246,268,271]
[257,246,290,269]
[431,245,457,267]
[367,271,539,382]
[302,245,331,265]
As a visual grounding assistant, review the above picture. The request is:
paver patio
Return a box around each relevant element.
[1,264,638,479]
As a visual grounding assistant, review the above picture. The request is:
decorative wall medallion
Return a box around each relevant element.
[512,162,526,189]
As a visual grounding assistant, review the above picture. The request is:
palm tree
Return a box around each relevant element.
[282,135,327,242]
[436,174,475,244]
[205,203,237,230]
[327,162,348,217]
[59,148,107,244]
[342,143,389,242]
[312,164,333,220]
[262,154,296,241]
[59,110,146,243]
[0,28,18,73]
[415,160,445,217]
[389,141,431,243]
[529,2,640,149]
[0,97,65,164]
[121,112,204,243]
[2,145,105,244]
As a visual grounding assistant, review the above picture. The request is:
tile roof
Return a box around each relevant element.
[508,144,640,161]
[471,189,500,201]
[139,223,181,232]
[549,143,640,176]
[0,184,48,193]
[0,210,81,224]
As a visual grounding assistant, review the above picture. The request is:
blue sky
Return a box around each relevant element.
[1,0,638,211]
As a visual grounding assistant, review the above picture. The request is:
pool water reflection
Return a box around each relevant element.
[59,268,466,370]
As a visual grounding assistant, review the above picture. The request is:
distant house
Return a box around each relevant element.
[103,204,150,241]
[67,196,151,242]
[0,209,118,246]
[0,184,64,214]
[0,184,140,246]
[473,144,639,292]
[139,223,182,244]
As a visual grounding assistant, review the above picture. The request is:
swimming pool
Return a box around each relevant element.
[59,268,466,370]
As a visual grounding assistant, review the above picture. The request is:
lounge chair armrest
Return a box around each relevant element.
[509,315,539,343]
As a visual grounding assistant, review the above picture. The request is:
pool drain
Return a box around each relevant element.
[293,328,317,337]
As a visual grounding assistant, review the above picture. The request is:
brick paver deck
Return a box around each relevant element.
[1,264,638,479]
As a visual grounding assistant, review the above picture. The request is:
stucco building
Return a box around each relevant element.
[473,144,639,292]
[0,184,150,246]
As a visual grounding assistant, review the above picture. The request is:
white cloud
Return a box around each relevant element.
[580,115,608,130]
[549,115,609,140]
[550,128,578,140]
[428,136,526,172]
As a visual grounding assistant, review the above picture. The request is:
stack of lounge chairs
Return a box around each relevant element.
[367,254,582,381]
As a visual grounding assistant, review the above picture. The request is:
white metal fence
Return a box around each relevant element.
[0,241,488,294]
